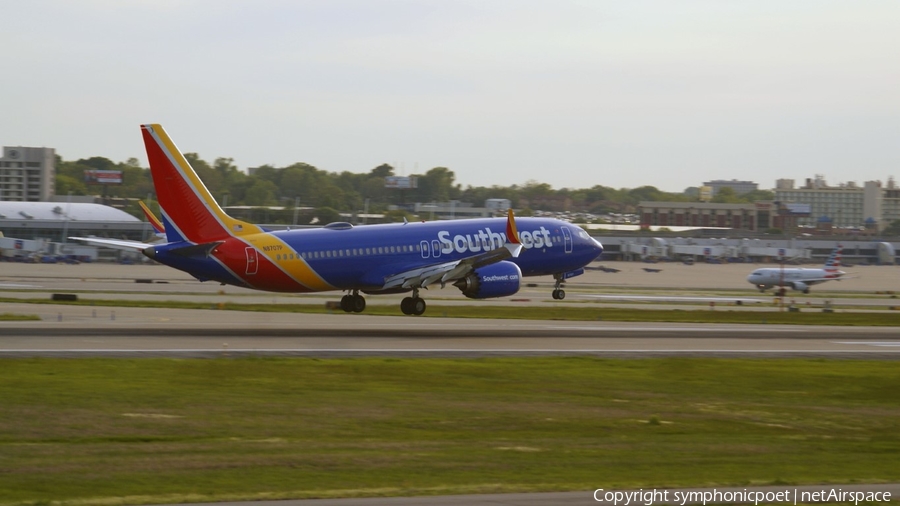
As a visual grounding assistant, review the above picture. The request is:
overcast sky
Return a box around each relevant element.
[2,1,898,192]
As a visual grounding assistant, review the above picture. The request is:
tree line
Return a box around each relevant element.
[55,154,775,224]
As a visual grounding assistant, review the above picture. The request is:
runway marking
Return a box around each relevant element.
[545,326,807,332]
[4,348,900,354]
[581,294,764,303]
[834,341,900,347]
[0,283,39,288]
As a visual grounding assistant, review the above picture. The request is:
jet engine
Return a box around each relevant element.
[789,281,810,293]
[453,261,522,299]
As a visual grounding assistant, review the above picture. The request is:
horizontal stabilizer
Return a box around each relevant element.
[158,241,223,259]
[69,237,153,252]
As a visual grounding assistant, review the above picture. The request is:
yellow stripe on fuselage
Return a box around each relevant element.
[242,232,334,291]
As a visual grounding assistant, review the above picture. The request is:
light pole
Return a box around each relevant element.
[61,191,72,249]
[779,250,785,311]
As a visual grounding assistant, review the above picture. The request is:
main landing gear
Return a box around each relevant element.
[338,289,426,316]
[400,288,426,316]
[551,273,566,300]
[339,290,366,313]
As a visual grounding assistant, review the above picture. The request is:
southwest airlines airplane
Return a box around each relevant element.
[746,245,846,295]
[75,124,604,315]
[138,200,166,238]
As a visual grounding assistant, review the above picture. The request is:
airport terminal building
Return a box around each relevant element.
[637,201,812,234]
[0,201,148,260]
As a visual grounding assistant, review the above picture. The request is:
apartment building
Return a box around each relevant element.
[773,176,898,229]
[0,146,55,201]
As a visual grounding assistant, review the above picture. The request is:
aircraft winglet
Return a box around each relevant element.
[504,209,523,258]
[506,209,521,244]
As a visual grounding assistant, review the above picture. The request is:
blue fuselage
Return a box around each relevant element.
[150,217,603,293]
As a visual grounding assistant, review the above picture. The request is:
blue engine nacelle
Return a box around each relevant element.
[453,261,522,299]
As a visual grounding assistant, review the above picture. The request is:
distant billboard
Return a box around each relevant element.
[385,176,418,189]
[783,203,811,216]
[84,170,123,185]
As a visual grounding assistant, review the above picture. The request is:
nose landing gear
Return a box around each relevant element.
[551,273,566,300]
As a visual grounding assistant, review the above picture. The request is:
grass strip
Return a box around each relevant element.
[1,358,899,505]
[2,296,900,325]
[0,313,40,321]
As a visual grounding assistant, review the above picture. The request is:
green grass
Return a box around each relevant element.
[0,313,40,321]
[3,295,900,325]
[1,358,899,505]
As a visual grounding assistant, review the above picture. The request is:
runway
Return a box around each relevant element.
[2,261,899,358]
[2,308,899,358]
[3,265,899,506]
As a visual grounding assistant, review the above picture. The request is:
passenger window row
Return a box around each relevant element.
[275,243,423,261]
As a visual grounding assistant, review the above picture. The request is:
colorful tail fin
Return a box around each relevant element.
[824,245,842,271]
[141,124,259,244]
[138,201,165,236]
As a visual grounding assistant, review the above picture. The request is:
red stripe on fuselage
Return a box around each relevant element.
[212,239,314,292]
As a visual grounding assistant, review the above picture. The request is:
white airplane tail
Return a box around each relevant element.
[824,245,842,272]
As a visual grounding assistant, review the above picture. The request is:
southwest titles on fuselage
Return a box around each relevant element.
[437,226,553,255]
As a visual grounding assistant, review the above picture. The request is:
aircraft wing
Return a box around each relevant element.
[383,208,524,290]
[382,242,524,290]
[69,236,153,253]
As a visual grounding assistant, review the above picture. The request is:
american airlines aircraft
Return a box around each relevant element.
[746,246,846,295]
[75,124,604,315]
